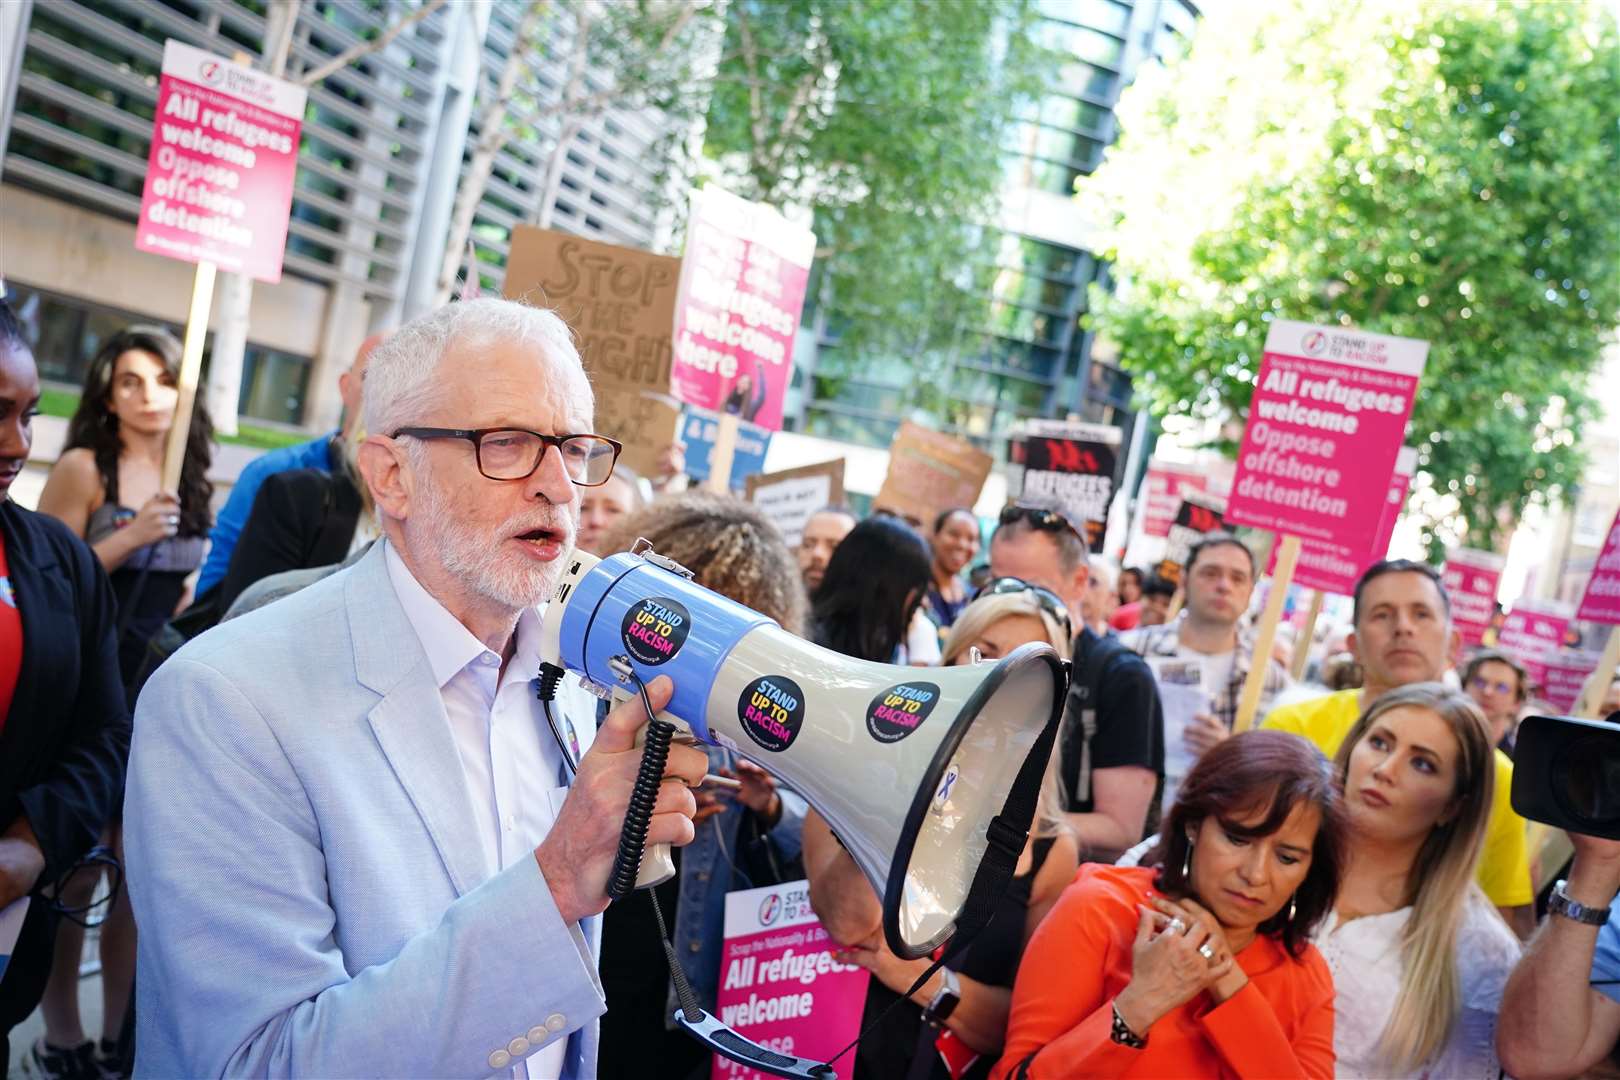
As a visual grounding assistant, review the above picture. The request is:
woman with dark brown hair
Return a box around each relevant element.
[993,730,1345,1078]
[593,492,809,1080]
[33,324,212,1078]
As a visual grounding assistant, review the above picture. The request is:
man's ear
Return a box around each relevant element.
[1072,563,1090,609]
[1347,627,1363,665]
[358,435,411,522]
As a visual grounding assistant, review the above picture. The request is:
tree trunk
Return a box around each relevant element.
[435,0,550,305]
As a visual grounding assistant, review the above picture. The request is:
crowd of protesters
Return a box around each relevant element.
[0,291,1617,1080]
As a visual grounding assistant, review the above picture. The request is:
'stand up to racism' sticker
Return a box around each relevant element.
[866,681,940,743]
[620,597,690,666]
[738,675,806,752]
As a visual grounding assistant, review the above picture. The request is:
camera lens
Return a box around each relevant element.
[1554,733,1620,831]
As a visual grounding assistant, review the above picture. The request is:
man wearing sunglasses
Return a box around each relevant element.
[989,500,1164,864]
[124,299,708,1078]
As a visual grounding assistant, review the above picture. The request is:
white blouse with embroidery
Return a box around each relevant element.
[1314,890,1522,1079]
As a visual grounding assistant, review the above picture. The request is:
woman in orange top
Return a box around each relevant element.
[993,730,1347,1079]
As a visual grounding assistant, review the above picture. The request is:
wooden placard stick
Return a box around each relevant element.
[703,412,740,494]
[1576,625,1620,719]
[161,262,217,491]
[1290,589,1324,681]
[1235,533,1300,732]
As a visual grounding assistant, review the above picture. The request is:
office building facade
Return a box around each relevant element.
[790,0,1200,464]
[0,0,685,431]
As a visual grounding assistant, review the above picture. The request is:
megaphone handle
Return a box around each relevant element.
[634,720,677,890]
[606,714,677,901]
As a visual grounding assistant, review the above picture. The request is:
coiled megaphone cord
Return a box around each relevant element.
[605,665,677,902]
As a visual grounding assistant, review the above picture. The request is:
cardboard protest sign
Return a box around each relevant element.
[745,460,845,548]
[1227,320,1427,550]
[682,410,772,489]
[1498,599,1573,689]
[1577,508,1620,625]
[136,41,306,282]
[712,881,868,1080]
[672,187,815,433]
[874,422,993,529]
[1442,548,1506,650]
[504,227,682,475]
[1287,446,1417,596]
[1155,493,1228,588]
[1006,419,1122,554]
[1140,458,1215,539]
[1542,649,1601,713]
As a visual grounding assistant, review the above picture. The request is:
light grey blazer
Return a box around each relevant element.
[125,542,605,1077]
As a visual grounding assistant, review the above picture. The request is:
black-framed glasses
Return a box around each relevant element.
[391,427,623,486]
[972,576,1073,640]
[999,502,1087,546]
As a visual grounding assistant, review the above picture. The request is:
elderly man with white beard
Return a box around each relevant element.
[124,299,708,1078]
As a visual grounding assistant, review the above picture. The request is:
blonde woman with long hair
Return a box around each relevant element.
[1321,682,1522,1077]
[808,583,1079,1080]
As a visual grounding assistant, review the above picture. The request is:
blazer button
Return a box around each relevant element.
[488,1049,512,1069]
[507,1036,530,1056]
[545,1012,567,1033]
[527,1025,548,1043]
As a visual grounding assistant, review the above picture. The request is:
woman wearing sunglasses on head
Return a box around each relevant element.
[805,586,1079,1080]
[993,730,1345,1079]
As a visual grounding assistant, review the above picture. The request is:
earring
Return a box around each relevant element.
[1182,840,1194,879]
[1287,893,1297,921]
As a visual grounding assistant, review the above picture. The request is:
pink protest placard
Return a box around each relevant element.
[1288,446,1416,595]
[136,41,305,283]
[1541,650,1601,713]
[1442,548,1506,650]
[1497,599,1573,689]
[1227,321,1427,550]
[1140,458,1212,539]
[712,881,868,1080]
[1577,508,1620,625]
[672,187,815,433]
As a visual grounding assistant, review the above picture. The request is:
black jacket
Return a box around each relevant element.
[0,499,130,886]
[213,467,363,616]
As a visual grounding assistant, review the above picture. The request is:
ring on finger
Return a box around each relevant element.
[1198,942,1216,962]
[1166,916,1187,935]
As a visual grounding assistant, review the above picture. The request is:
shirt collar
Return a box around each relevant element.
[384,540,497,688]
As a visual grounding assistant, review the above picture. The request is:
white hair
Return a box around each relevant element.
[362,297,592,437]
[1088,554,1118,594]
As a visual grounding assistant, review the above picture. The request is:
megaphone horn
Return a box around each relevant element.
[538,541,1068,960]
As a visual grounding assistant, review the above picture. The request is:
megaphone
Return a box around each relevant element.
[538,541,1068,961]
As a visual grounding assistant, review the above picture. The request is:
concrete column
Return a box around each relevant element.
[397,0,490,323]
[0,0,35,169]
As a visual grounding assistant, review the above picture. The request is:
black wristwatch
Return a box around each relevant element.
[923,968,960,1027]
[1110,1001,1147,1049]
[1549,879,1614,926]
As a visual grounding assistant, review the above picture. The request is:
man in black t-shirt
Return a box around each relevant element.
[989,502,1164,863]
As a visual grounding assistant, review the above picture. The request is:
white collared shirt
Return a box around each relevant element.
[385,542,594,1079]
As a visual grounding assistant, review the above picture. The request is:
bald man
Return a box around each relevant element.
[196,333,383,595]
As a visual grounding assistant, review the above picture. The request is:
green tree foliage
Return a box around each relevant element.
[702,0,1053,371]
[1080,0,1619,556]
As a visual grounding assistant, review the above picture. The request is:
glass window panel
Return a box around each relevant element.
[1040,96,1111,133]
[1036,0,1132,37]
[238,347,313,426]
[1039,23,1124,68]
[1057,61,1116,97]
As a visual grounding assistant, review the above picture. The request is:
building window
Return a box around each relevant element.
[5,281,313,426]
